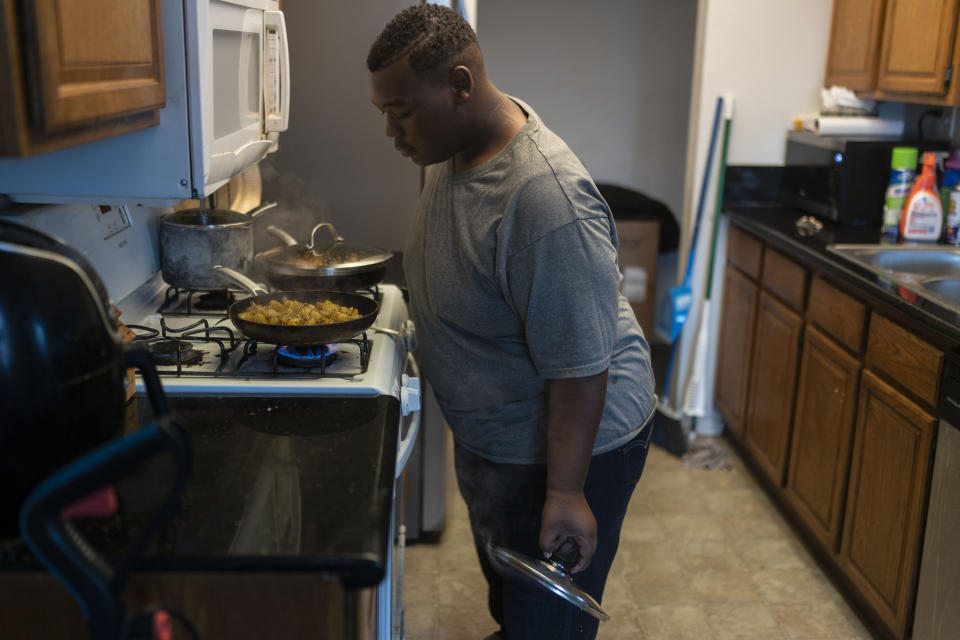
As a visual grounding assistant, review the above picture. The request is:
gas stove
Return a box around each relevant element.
[118,275,416,400]
[115,274,420,639]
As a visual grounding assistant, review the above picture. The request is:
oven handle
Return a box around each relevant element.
[396,353,421,479]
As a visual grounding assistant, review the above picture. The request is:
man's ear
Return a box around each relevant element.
[449,65,474,104]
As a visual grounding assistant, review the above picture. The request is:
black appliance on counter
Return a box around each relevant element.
[0,219,193,640]
[780,129,949,226]
[0,220,169,538]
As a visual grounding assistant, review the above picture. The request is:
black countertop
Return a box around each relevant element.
[726,206,960,348]
[2,395,400,588]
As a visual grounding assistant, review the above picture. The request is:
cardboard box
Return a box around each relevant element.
[614,219,660,339]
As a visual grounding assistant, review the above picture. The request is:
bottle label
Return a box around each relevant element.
[903,192,942,238]
[947,190,960,243]
[882,183,912,232]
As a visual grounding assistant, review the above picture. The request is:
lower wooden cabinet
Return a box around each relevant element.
[839,370,936,640]
[715,265,759,436]
[785,325,861,552]
[743,291,803,487]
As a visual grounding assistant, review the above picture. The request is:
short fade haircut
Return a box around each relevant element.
[367,4,479,75]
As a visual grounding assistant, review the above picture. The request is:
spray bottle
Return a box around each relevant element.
[901,151,943,242]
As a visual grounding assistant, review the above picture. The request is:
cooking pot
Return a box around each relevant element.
[255,222,393,291]
[159,200,277,291]
[0,220,169,540]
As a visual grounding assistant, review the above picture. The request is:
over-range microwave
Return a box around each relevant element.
[0,0,289,206]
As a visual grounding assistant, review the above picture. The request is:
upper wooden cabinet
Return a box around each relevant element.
[877,0,960,94]
[0,0,165,156]
[824,0,888,90]
[824,0,960,104]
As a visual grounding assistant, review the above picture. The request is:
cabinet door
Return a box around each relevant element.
[824,0,888,90]
[875,0,960,95]
[785,326,861,553]
[714,265,759,437]
[0,0,164,156]
[743,291,803,487]
[839,370,936,639]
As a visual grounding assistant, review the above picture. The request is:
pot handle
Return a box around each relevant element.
[247,201,278,219]
[212,265,269,296]
[19,416,191,640]
[265,224,299,247]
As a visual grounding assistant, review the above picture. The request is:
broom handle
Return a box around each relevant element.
[704,98,734,300]
[682,97,724,288]
[687,96,734,422]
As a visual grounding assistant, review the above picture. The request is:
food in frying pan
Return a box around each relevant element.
[239,297,361,326]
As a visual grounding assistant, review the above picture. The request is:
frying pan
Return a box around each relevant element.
[212,266,379,346]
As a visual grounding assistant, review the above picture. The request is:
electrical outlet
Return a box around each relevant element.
[95,205,131,240]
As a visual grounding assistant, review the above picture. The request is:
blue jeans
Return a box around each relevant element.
[454,425,653,640]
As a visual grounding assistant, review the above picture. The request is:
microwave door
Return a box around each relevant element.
[203,2,272,194]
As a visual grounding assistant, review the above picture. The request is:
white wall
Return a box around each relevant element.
[672,0,834,434]
[478,0,697,220]
[682,0,832,247]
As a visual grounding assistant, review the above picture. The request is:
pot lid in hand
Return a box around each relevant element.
[485,540,610,621]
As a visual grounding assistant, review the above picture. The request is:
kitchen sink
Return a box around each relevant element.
[827,244,960,314]
[919,278,960,303]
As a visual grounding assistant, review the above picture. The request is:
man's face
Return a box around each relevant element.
[370,56,460,166]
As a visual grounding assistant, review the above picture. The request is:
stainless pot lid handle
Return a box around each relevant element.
[265,224,299,247]
[485,542,610,621]
[306,223,340,252]
[212,265,269,296]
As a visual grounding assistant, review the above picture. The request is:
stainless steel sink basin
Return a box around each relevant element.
[827,244,960,313]
[919,278,960,303]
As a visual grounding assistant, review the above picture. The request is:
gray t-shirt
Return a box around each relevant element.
[404,98,656,463]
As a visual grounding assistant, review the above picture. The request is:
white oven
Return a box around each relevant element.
[120,279,417,640]
[0,0,290,205]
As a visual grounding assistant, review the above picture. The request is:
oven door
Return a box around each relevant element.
[197,0,289,193]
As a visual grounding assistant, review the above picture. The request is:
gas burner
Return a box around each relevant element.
[158,287,241,316]
[147,340,204,366]
[276,344,339,369]
[193,290,235,311]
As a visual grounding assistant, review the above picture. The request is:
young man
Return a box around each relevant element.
[368,6,656,639]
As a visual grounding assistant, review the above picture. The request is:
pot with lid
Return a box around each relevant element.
[159,200,277,291]
[255,222,393,291]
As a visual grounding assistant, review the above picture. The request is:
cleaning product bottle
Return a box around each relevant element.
[881,146,918,239]
[939,149,960,213]
[901,151,943,242]
[946,183,960,244]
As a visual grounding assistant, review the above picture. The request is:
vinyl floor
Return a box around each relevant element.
[400,435,878,639]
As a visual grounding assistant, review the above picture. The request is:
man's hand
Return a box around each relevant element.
[539,487,597,574]
[542,370,608,574]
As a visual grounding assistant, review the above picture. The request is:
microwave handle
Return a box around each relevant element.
[207,139,272,187]
[264,10,290,133]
